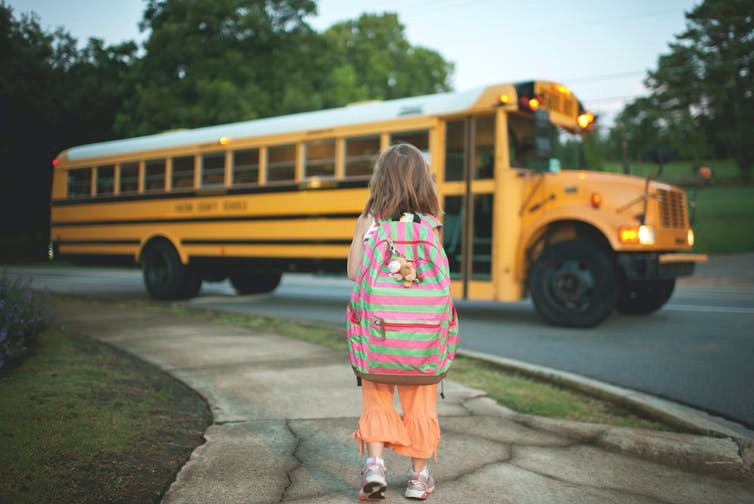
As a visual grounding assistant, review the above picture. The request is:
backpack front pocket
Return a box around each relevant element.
[367,318,443,375]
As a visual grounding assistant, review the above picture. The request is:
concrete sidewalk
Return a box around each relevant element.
[50,297,753,504]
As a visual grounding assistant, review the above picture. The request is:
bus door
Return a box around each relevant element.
[441,115,496,300]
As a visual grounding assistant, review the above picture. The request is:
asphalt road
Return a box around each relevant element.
[5,262,754,428]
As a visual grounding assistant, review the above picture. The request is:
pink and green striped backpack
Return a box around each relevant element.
[346,213,459,385]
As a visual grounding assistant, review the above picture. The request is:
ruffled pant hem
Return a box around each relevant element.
[353,410,440,459]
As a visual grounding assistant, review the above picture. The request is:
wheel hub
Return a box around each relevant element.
[549,260,594,309]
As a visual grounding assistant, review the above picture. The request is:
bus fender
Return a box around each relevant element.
[137,234,188,265]
[517,213,617,284]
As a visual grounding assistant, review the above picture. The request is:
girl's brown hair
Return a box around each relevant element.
[363,143,441,219]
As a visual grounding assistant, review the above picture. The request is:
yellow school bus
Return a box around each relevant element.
[50,80,707,327]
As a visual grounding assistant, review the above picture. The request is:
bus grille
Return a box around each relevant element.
[657,189,687,229]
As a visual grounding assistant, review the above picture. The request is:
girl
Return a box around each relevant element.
[347,143,443,501]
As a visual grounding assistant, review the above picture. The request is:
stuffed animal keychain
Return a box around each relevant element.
[388,256,419,287]
[385,235,422,288]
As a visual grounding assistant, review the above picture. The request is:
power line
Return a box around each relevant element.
[320,2,689,34]
[563,71,646,84]
[584,94,649,103]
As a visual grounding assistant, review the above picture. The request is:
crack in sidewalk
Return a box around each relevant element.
[279,419,304,502]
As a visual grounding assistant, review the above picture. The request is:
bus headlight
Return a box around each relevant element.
[638,225,656,245]
[687,229,695,246]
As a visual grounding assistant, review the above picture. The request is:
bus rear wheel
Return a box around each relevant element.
[141,240,201,300]
[617,279,675,315]
[530,240,620,328]
[230,272,282,294]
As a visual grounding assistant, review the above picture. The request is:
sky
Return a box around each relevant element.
[7,0,701,125]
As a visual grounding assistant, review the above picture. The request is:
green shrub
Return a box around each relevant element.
[0,271,50,370]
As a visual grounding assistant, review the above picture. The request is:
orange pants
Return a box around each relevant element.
[353,380,440,460]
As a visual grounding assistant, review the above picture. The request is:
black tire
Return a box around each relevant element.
[617,279,675,315]
[530,240,620,328]
[181,269,203,298]
[230,272,282,294]
[141,240,199,300]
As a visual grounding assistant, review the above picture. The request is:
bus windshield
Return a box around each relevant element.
[508,112,585,171]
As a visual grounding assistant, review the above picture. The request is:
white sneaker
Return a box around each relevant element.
[358,460,386,500]
[405,467,435,500]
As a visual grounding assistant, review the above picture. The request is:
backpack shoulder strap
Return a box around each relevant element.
[418,213,442,230]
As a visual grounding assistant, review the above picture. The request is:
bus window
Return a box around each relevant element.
[345,135,379,177]
[145,159,166,191]
[172,156,195,190]
[233,149,259,185]
[67,167,91,198]
[445,121,465,181]
[267,144,296,182]
[119,162,139,193]
[202,153,225,187]
[96,165,115,196]
[304,139,335,178]
[391,130,430,163]
[508,114,534,169]
[473,115,495,179]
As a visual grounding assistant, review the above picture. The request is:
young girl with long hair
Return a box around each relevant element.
[347,143,444,501]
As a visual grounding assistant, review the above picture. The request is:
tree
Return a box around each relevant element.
[115,0,320,135]
[0,2,137,259]
[116,4,455,136]
[642,0,754,183]
[323,13,453,101]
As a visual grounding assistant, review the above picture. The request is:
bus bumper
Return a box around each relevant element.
[617,252,708,281]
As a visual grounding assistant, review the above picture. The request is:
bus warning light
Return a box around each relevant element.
[528,97,540,110]
[498,93,510,105]
[52,158,59,167]
[590,192,602,208]
[219,137,230,145]
[577,112,595,129]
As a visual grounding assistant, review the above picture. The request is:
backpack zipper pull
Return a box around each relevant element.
[440,379,445,400]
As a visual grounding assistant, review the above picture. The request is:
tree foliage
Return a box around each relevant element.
[0,2,137,257]
[610,0,754,182]
[115,3,454,135]
[323,13,453,101]
[0,0,454,259]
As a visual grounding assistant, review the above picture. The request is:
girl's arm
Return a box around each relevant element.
[347,215,373,281]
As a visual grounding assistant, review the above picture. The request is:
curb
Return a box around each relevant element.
[457,348,754,443]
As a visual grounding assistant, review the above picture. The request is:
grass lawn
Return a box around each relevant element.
[0,326,211,503]
[602,158,740,185]
[691,186,754,254]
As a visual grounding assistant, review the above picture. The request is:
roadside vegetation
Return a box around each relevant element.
[0,271,50,370]
[0,288,211,502]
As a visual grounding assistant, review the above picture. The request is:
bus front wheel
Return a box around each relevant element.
[141,240,201,300]
[230,272,282,294]
[617,279,675,315]
[530,240,620,328]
